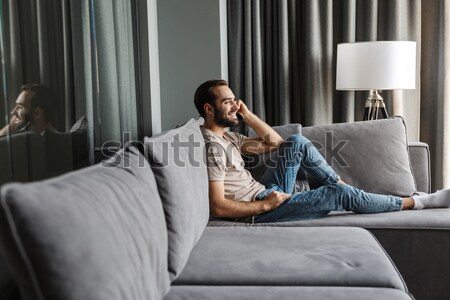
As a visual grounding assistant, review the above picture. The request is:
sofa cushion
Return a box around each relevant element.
[208,208,450,300]
[0,147,170,300]
[209,208,450,229]
[173,227,407,291]
[144,118,209,280]
[302,117,416,196]
[165,286,413,300]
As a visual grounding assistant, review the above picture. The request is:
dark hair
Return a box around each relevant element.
[21,84,57,123]
[193,79,228,118]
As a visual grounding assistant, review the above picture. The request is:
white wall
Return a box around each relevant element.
[157,0,228,131]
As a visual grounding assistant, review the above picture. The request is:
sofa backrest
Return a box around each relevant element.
[0,146,171,300]
[144,118,209,281]
[408,142,430,193]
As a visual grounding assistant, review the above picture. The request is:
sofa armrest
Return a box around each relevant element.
[408,142,431,193]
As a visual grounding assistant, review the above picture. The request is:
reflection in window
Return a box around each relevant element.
[0,0,140,186]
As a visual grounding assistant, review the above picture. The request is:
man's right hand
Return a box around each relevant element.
[262,191,291,211]
[208,181,291,219]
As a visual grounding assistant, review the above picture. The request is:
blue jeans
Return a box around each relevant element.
[254,134,403,223]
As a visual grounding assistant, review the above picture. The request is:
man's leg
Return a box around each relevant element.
[254,183,403,223]
[259,134,340,194]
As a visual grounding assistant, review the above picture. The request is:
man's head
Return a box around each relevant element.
[10,84,56,132]
[194,79,240,127]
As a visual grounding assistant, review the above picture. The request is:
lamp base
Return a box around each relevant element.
[363,90,389,121]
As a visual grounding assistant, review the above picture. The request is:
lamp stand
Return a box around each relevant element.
[363,89,389,121]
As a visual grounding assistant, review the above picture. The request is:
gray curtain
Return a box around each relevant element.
[420,1,450,191]
[228,0,449,191]
[1,0,73,131]
[72,0,138,162]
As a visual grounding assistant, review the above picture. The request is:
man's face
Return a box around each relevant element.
[10,90,33,129]
[211,86,240,127]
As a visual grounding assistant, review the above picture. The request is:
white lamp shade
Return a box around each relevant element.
[336,41,416,90]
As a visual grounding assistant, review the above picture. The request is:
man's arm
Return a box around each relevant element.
[209,180,290,218]
[236,100,284,155]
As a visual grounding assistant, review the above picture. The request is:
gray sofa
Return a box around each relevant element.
[0,117,441,299]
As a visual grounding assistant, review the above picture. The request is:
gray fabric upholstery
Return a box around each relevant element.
[0,147,170,300]
[408,142,431,193]
[174,227,407,291]
[144,118,209,280]
[301,117,416,197]
[166,286,413,300]
[247,123,302,139]
[209,208,450,229]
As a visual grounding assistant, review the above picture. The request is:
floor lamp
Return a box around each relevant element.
[336,41,416,121]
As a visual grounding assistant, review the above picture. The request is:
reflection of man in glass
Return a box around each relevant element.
[0,84,56,136]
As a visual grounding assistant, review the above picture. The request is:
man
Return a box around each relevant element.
[194,79,450,223]
[0,84,57,137]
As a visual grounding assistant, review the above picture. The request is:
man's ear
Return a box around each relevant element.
[34,107,43,116]
[33,107,45,120]
[204,103,214,116]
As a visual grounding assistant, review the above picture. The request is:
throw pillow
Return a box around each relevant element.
[144,118,209,281]
[301,117,416,196]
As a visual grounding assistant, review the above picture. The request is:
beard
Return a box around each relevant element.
[213,106,240,127]
[11,113,30,131]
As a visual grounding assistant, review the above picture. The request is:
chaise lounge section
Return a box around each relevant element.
[209,117,450,300]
